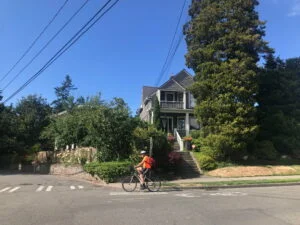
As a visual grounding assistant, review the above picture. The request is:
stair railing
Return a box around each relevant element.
[174,128,184,151]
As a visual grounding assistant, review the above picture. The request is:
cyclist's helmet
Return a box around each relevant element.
[140,150,147,154]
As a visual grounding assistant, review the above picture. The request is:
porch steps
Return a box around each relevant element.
[177,151,201,178]
[173,141,180,151]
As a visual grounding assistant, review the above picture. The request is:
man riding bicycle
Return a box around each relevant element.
[135,150,152,190]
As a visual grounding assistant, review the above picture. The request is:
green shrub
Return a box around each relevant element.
[191,138,201,152]
[190,130,201,139]
[253,140,278,160]
[84,161,131,183]
[193,152,217,171]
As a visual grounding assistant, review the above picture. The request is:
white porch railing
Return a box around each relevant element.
[174,128,184,151]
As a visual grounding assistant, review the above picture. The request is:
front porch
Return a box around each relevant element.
[158,112,199,151]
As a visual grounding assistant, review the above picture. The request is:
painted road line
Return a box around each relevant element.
[0,187,11,193]
[78,186,84,189]
[46,186,53,192]
[36,186,44,192]
[110,192,168,196]
[9,187,20,193]
[70,186,76,190]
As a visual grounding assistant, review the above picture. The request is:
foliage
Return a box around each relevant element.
[193,152,217,171]
[253,140,278,161]
[84,161,131,183]
[56,149,93,166]
[0,104,23,155]
[44,97,137,162]
[52,75,77,113]
[15,95,52,151]
[184,0,271,161]
[257,55,300,156]
[132,124,172,169]
[152,96,161,129]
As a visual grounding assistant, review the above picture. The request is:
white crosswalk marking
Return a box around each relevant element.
[78,185,84,189]
[70,186,76,190]
[9,187,20,193]
[0,187,11,193]
[36,186,44,192]
[46,186,53,192]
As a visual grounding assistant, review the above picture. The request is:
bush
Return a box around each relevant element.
[84,161,131,183]
[253,140,278,160]
[191,138,201,152]
[193,152,217,171]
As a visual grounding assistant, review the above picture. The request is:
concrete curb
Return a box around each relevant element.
[161,182,300,191]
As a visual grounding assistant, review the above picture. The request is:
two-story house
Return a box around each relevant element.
[138,69,199,150]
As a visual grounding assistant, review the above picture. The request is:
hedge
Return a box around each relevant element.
[84,161,131,183]
[193,152,217,171]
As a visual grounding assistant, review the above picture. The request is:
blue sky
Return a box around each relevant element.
[0,0,299,113]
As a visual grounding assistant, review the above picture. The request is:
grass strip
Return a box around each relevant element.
[163,178,300,187]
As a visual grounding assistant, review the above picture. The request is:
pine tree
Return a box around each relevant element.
[185,0,271,160]
[52,75,77,113]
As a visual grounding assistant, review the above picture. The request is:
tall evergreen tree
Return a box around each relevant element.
[185,0,271,160]
[52,75,77,113]
[257,55,300,156]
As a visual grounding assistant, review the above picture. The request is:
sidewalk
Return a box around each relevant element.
[103,174,300,190]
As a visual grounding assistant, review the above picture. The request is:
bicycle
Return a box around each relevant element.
[122,167,161,192]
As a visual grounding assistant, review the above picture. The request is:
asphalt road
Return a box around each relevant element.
[1,174,300,225]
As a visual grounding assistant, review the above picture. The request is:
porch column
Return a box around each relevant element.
[185,113,190,136]
[156,89,161,103]
[151,111,154,124]
[183,91,186,109]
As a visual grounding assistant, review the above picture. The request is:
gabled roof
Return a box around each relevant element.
[141,69,194,103]
[159,69,194,90]
[172,69,194,89]
[142,86,158,102]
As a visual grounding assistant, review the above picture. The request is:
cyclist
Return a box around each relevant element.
[135,150,152,190]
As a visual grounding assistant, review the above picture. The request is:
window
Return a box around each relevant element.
[160,91,165,101]
[166,93,174,102]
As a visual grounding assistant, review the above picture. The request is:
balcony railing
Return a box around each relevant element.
[160,101,184,109]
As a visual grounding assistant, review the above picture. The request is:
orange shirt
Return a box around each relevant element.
[142,156,151,169]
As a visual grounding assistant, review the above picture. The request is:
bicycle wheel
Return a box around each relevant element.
[145,176,161,192]
[122,176,138,192]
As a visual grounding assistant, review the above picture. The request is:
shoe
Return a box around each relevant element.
[140,184,146,190]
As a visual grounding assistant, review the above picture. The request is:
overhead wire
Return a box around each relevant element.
[2,0,90,91]
[3,0,120,104]
[0,0,69,84]
[155,0,187,86]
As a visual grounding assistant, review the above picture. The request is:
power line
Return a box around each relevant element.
[3,0,120,104]
[155,0,187,86]
[2,0,90,91]
[160,32,184,81]
[0,0,69,84]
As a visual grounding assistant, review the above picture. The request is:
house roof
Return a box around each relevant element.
[172,69,194,89]
[141,69,194,103]
[142,86,158,102]
[159,69,194,90]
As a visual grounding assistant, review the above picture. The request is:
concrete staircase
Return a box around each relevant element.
[173,141,180,151]
[177,151,201,178]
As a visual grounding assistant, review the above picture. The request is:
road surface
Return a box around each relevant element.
[1,174,299,225]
